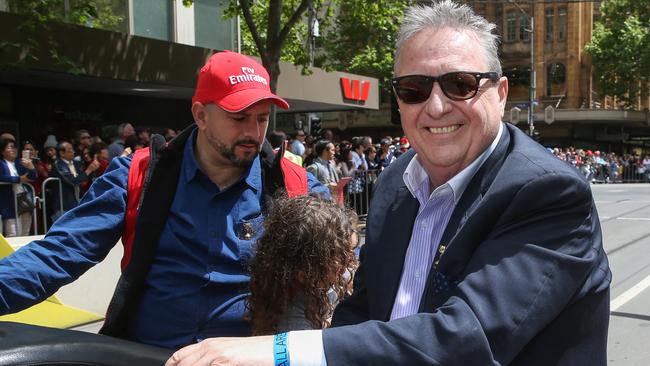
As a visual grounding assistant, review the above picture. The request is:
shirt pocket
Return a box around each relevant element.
[234,214,264,265]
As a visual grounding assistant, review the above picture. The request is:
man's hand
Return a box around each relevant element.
[85,159,100,175]
[166,336,274,366]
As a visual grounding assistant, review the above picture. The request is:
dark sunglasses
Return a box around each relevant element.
[391,71,500,104]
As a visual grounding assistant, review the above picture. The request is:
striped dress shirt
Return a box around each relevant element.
[390,122,503,320]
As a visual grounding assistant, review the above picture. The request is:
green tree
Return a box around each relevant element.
[585,0,650,109]
[1,0,126,71]
[321,0,409,91]
[185,0,321,94]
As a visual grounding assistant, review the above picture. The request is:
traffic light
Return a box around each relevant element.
[310,116,322,138]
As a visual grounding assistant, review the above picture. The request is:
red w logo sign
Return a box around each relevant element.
[340,77,370,103]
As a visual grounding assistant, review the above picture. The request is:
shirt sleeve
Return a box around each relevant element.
[307,171,331,200]
[0,156,132,314]
[288,330,327,366]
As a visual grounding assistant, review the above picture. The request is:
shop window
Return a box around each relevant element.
[506,11,517,42]
[546,63,566,96]
[558,8,567,41]
[545,8,554,42]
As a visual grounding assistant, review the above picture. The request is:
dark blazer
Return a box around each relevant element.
[0,160,37,219]
[52,159,89,211]
[325,123,611,365]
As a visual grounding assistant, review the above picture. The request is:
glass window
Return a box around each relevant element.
[504,66,531,88]
[545,8,554,42]
[133,0,174,41]
[506,11,517,42]
[558,8,567,41]
[546,63,566,96]
[519,14,530,42]
[194,0,237,50]
[79,0,128,33]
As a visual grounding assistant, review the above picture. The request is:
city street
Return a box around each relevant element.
[594,184,650,365]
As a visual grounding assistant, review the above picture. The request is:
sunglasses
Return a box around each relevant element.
[391,71,500,104]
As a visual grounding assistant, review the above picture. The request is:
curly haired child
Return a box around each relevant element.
[247,194,358,335]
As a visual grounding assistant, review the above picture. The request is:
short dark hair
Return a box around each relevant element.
[314,139,332,157]
[0,139,15,152]
[268,131,287,149]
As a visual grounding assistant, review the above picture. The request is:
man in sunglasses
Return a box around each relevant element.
[167,1,611,365]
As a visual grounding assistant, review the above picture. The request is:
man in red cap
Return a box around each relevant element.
[0,51,328,348]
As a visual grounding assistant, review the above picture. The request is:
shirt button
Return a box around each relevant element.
[415,270,421,278]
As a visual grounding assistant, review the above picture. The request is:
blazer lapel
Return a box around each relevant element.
[375,185,419,320]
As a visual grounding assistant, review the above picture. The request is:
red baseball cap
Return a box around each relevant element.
[192,51,289,112]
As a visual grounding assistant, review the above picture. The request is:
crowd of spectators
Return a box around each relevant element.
[0,125,180,237]
[550,147,650,183]
[282,129,410,215]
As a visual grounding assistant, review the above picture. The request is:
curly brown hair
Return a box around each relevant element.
[247,194,358,335]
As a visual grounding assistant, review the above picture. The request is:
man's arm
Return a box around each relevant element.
[306,171,330,199]
[323,172,605,365]
[0,157,131,314]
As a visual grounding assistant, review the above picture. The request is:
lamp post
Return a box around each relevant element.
[528,14,536,137]
[509,0,536,137]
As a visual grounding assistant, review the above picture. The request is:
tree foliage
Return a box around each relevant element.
[1,0,127,71]
[321,0,409,91]
[585,0,650,109]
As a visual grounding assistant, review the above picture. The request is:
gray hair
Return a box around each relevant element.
[394,0,502,75]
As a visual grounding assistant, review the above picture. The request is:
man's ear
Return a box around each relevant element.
[497,76,509,120]
[192,102,208,129]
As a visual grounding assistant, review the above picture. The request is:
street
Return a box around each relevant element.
[594,184,650,365]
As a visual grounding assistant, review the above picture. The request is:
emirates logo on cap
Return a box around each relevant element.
[228,67,269,86]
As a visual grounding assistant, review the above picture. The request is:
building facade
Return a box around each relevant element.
[464,0,650,153]
[0,0,378,145]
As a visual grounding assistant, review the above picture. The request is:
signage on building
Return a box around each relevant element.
[340,77,370,104]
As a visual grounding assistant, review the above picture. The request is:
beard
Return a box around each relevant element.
[205,130,260,168]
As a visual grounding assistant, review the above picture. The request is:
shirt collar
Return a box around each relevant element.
[403,121,503,204]
[183,129,262,192]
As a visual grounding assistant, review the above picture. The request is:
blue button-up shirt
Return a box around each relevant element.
[0,130,328,349]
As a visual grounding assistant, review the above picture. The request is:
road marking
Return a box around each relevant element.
[611,274,650,311]
[617,217,650,221]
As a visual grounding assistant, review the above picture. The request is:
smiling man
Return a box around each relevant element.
[167,1,610,366]
[0,51,328,349]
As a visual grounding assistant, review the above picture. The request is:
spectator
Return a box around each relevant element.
[73,129,92,162]
[51,142,99,219]
[269,130,302,166]
[136,127,151,147]
[337,145,357,179]
[163,128,177,142]
[0,139,37,237]
[307,140,339,190]
[377,137,396,170]
[108,122,135,160]
[247,195,357,335]
[290,130,306,157]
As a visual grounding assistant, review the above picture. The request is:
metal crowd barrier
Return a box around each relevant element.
[41,177,64,234]
[342,169,380,221]
[574,163,650,184]
[0,182,38,236]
